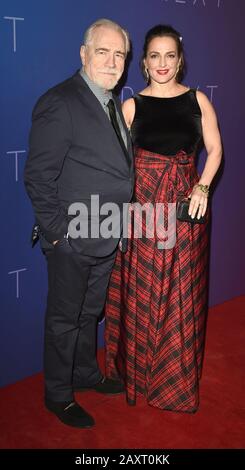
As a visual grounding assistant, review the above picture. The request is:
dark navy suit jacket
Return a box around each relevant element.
[24,72,134,256]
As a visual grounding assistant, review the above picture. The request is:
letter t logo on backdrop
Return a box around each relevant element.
[8,268,27,299]
[6,150,26,182]
[4,16,24,52]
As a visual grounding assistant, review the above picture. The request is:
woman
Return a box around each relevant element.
[105,25,222,413]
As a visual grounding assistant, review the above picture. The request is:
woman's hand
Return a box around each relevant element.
[188,185,208,220]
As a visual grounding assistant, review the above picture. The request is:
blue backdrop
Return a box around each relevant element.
[1,0,244,387]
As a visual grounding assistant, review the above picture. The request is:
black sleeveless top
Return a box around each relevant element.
[131,89,203,156]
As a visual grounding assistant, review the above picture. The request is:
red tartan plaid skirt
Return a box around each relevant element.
[105,147,209,413]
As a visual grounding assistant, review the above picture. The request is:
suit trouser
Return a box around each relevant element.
[43,237,117,402]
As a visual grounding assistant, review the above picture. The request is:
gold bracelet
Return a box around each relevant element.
[194,183,209,195]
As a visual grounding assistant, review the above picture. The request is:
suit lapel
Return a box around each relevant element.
[72,73,132,170]
[113,93,133,169]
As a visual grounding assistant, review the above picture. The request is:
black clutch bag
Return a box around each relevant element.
[176,198,207,224]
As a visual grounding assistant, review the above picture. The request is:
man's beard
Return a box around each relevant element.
[95,72,120,90]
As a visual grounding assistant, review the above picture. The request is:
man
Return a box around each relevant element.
[24,18,134,428]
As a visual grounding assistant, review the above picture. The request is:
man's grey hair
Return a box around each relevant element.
[83,18,130,54]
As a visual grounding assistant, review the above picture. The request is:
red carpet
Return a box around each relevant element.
[0,296,244,449]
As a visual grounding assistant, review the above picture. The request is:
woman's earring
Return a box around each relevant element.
[144,67,149,81]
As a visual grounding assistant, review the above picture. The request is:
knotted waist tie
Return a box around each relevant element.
[134,148,197,202]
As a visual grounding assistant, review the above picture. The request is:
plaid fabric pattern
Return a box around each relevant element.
[105,148,209,413]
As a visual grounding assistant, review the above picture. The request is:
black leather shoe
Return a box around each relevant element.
[45,398,95,428]
[74,377,125,395]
